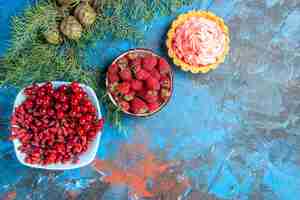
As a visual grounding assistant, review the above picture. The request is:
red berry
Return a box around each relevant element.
[127,52,139,60]
[72,105,81,114]
[57,110,64,119]
[108,63,119,74]
[53,91,60,100]
[131,58,142,73]
[71,96,80,106]
[44,82,53,90]
[95,119,104,130]
[85,114,93,122]
[131,57,142,68]
[81,106,89,113]
[58,85,68,93]
[146,77,160,90]
[84,124,92,131]
[83,100,92,108]
[108,82,119,94]
[130,80,143,91]
[37,90,46,98]
[148,102,161,112]
[108,72,119,83]
[76,91,86,100]
[160,88,171,101]
[36,98,44,106]
[132,65,141,75]
[81,136,87,145]
[130,98,148,114]
[136,69,150,80]
[88,131,97,138]
[116,82,131,95]
[119,68,132,81]
[70,82,81,92]
[61,103,69,111]
[158,58,171,75]
[59,94,68,102]
[119,100,130,111]
[47,108,55,117]
[40,108,47,115]
[78,127,85,136]
[42,95,51,107]
[88,106,96,113]
[123,91,135,101]
[150,68,161,80]
[24,100,34,110]
[117,57,129,69]
[79,116,88,125]
[11,81,104,165]
[160,76,171,89]
[144,90,159,103]
[55,103,62,111]
[142,55,157,71]
[136,90,146,98]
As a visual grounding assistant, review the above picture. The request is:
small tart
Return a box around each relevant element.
[166,11,230,73]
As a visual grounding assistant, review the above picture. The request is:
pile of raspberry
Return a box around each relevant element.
[10,82,104,165]
[107,53,172,114]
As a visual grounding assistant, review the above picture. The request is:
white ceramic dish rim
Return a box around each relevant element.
[12,81,102,170]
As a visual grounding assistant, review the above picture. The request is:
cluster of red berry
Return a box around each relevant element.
[107,52,172,114]
[10,82,104,165]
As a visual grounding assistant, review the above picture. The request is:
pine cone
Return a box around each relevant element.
[74,3,97,27]
[43,28,63,45]
[80,0,93,3]
[57,0,76,6]
[85,0,98,9]
[60,16,83,40]
[58,5,71,18]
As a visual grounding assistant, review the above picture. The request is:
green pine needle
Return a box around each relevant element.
[0,0,193,129]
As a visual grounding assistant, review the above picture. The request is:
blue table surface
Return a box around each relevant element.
[1,0,300,199]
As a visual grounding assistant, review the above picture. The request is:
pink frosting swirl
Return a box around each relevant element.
[172,16,226,66]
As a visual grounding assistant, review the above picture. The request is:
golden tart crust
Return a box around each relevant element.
[166,11,230,74]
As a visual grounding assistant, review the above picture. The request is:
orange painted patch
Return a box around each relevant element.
[2,191,16,200]
[92,157,155,197]
[91,144,173,198]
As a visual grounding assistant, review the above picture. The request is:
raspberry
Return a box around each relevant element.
[127,52,139,60]
[150,68,161,80]
[119,68,132,81]
[130,80,143,91]
[108,72,119,83]
[119,100,130,111]
[146,77,160,90]
[130,98,149,114]
[108,63,119,74]
[131,58,142,73]
[158,58,170,75]
[136,69,150,80]
[123,91,135,101]
[144,90,159,103]
[136,90,146,98]
[117,57,128,69]
[109,82,119,93]
[142,55,157,71]
[148,102,161,112]
[160,88,171,101]
[160,76,171,89]
[116,82,131,95]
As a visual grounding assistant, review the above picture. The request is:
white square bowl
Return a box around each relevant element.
[11,81,102,170]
